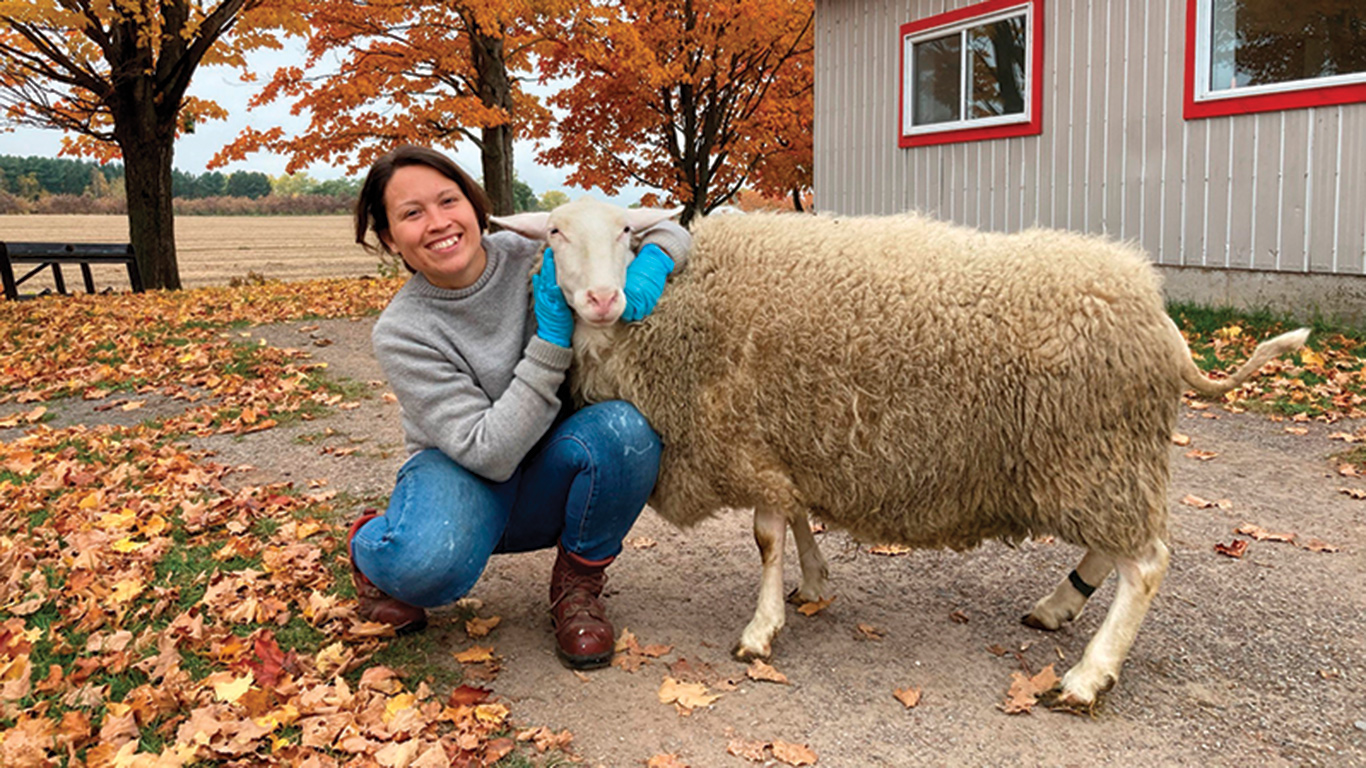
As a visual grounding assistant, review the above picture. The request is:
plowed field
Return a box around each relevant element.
[0,214,377,291]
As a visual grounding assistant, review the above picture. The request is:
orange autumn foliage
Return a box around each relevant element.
[214,0,589,212]
[540,0,814,223]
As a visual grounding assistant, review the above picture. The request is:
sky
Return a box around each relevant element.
[0,40,650,206]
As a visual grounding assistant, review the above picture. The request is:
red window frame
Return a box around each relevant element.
[1183,0,1366,119]
[898,0,1045,148]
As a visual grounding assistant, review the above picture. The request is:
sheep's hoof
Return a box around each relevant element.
[1021,612,1060,631]
[786,586,827,605]
[732,642,771,662]
[1039,686,1102,717]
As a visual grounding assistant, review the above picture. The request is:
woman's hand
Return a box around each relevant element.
[532,248,575,348]
[620,243,675,323]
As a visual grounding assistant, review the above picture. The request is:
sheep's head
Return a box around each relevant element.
[491,198,680,326]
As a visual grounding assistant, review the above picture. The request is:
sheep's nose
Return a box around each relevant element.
[586,288,618,315]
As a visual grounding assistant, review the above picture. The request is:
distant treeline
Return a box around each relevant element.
[0,155,363,215]
[1,154,553,215]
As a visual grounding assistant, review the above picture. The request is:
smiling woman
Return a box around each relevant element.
[347,144,692,670]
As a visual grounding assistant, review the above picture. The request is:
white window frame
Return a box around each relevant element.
[902,3,1035,138]
[1191,1,1366,105]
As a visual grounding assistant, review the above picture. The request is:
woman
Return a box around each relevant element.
[350,145,690,669]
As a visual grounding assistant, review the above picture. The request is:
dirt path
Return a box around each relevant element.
[46,316,1366,767]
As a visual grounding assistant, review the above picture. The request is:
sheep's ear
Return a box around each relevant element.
[623,206,684,233]
[488,212,552,240]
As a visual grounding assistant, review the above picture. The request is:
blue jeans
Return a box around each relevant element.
[351,400,662,608]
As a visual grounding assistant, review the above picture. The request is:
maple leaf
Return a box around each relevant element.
[855,623,885,641]
[797,596,835,616]
[747,660,790,685]
[465,615,501,638]
[893,686,923,708]
[1213,540,1250,558]
[658,677,721,712]
[1000,664,1061,714]
[453,646,496,664]
[1234,524,1296,543]
[771,740,819,766]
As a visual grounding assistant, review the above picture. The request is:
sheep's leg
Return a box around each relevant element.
[1052,538,1169,709]
[1022,550,1115,630]
[735,505,789,660]
[787,513,830,605]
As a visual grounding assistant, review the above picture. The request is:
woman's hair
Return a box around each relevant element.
[354,144,491,259]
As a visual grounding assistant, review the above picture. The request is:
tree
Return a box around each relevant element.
[0,1,304,288]
[538,189,570,211]
[225,171,272,199]
[271,172,318,198]
[215,0,588,215]
[512,176,538,212]
[540,0,814,224]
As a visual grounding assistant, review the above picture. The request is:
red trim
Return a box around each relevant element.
[1183,0,1366,120]
[897,0,1044,148]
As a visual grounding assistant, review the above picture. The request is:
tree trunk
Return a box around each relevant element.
[117,128,180,290]
[472,28,515,215]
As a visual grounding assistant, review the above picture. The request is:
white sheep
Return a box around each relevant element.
[491,199,1309,708]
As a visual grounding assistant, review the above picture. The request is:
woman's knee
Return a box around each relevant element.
[354,449,508,607]
[571,401,662,469]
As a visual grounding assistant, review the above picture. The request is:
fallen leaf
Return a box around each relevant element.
[949,610,969,624]
[453,646,495,664]
[855,623,884,641]
[1180,495,1233,510]
[657,677,720,711]
[1299,538,1339,553]
[771,740,819,766]
[1338,487,1366,500]
[627,536,658,549]
[447,685,491,707]
[1213,540,1250,558]
[867,543,911,556]
[796,596,834,616]
[1234,524,1296,543]
[1338,464,1359,477]
[1186,449,1219,461]
[647,754,689,768]
[727,737,770,761]
[1283,426,1309,435]
[465,616,501,638]
[1170,432,1191,446]
[211,672,254,703]
[746,660,789,685]
[986,644,1008,657]
[1000,664,1060,715]
[893,686,922,708]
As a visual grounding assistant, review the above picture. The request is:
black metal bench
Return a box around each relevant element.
[0,242,145,301]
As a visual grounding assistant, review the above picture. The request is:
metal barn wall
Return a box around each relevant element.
[814,0,1366,277]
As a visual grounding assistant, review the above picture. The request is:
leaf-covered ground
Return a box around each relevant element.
[0,284,1359,766]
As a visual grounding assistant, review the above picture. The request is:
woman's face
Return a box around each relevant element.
[382,164,486,290]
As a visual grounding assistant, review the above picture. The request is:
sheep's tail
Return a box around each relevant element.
[1168,315,1311,398]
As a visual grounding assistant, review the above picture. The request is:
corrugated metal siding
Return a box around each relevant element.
[814,0,1366,275]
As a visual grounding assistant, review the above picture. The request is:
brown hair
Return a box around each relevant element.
[354,145,491,262]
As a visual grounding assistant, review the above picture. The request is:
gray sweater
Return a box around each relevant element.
[373,224,691,482]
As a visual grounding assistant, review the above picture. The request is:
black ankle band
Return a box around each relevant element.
[1068,569,1097,598]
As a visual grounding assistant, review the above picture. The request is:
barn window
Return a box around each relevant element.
[1186,0,1366,119]
[898,0,1043,148]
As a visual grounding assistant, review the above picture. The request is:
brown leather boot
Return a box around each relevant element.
[549,545,615,669]
[349,512,427,635]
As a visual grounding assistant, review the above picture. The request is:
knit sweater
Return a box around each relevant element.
[372,223,691,482]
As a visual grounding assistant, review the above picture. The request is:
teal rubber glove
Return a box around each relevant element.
[532,248,574,348]
[620,243,675,323]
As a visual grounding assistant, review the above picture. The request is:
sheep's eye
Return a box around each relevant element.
[549,227,560,236]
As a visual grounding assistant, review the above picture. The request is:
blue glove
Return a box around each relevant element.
[620,243,675,323]
[532,248,574,348]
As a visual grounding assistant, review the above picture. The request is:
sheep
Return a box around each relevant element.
[490,198,1310,708]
